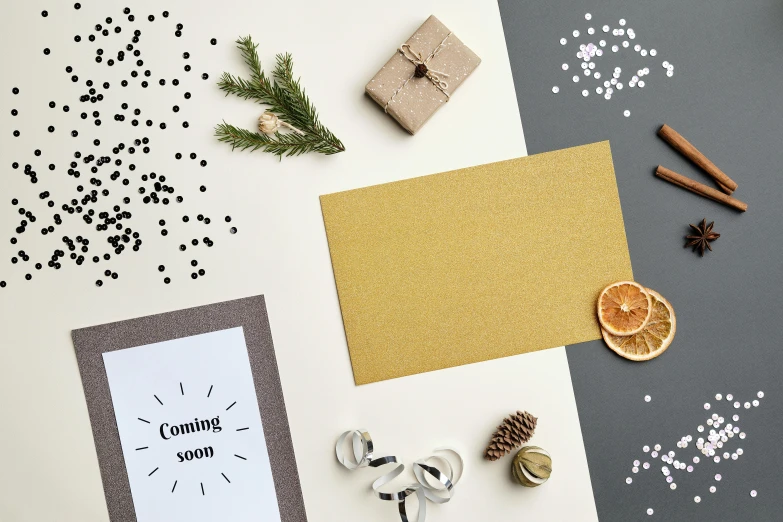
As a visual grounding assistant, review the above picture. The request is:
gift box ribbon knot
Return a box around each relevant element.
[384,32,453,112]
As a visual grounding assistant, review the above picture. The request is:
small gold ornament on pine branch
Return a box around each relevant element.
[258,112,304,135]
[483,410,537,461]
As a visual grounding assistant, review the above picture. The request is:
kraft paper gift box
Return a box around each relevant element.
[365,15,481,134]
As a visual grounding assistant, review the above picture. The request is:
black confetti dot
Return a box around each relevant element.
[11,109,18,116]
[182,121,189,128]
[95,280,102,287]
[175,30,182,37]
[164,277,170,284]
[191,260,198,267]
[184,92,191,99]
[200,185,206,192]
[179,244,186,251]
[41,10,48,17]
[0,281,5,288]
[12,87,19,94]
[191,273,198,279]
[210,38,217,45]
[230,227,237,234]
[75,35,81,42]
[25,274,32,281]
[43,48,50,55]
[184,65,191,72]
[202,73,209,80]
[148,14,154,21]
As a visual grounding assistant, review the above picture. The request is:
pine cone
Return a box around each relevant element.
[483,410,538,461]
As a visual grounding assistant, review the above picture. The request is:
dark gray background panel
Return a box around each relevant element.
[498,1,783,520]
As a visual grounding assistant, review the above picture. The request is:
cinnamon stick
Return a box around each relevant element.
[657,124,738,195]
[655,165,747,212]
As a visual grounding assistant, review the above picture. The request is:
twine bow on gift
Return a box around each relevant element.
[384,33,453,112]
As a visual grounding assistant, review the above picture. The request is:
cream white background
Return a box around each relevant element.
[0,0,598,521]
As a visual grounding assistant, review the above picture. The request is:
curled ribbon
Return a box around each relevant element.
[336,430,463,522]
[384,32,453,113]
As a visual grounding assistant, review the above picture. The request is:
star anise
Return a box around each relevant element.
[685,218,720,256]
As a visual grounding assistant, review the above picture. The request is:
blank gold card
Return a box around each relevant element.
[320,141,633,384]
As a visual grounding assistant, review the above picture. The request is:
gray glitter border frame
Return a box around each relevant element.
[71,295,307,522]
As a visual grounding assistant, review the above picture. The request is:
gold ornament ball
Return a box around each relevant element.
[512,446,552,487]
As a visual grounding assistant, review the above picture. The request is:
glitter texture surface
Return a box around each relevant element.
[320,141,633,384]
[365,15,481,134]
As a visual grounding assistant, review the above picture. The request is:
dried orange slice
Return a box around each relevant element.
[597,281,652,336]
[601,289,676,361]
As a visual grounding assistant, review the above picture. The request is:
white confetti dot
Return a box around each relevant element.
[662,61,670,68]
[714,456,720,463]
[618,28,625,36]
[654,444,661,451]
[715,394,723,401]
[737,448,743,455]
[752,399,759,407]
[732,453,738,460]
[641,49,648,56]
[581,62,588,69]
[585,13,592,20]
[626,477,633,484]
[733,414,739,421]
[726,394,733,401]
[589,62,596,70]
[588,27,595,35]
[596,49,603,56]
[560,38,567,45]
[622,41,630,48]
[617,83,623,90]
[697,425,704,432]
[623,110,630,117]
[573,30,580,37]
[638,80,645,88]
[643,462,650,469]
[634,460,640,466]
[744,402,751,409]
[694,496,701,503]
[740,432,746,439]
[572,75,579,83]
[734,401,741,408]
[723,452,730,459]
[750,490,757,498]
[612,45,619,52]
[666,476,672,483]
[584,69,591,76]
[715,474,722,481]
[634,44,642,52]
[562,63,569,71]
[670,483,677,490]
[594,72,601,79]
[710,486,716,493]
[619,18,626,26]
[604,93,611,100]
[599,39,606,47]
[582,90,589,97]
[704,403,711,410]
[666,70,674,78]
[632,466,639,473]
[650,49,657,56]
[603,25,610,32]
[596,87,603,94]
[647,508,654,516]
[552,86,560,93]
[693,456,700,463]
[757,391,764,398]
[651,451,658,458]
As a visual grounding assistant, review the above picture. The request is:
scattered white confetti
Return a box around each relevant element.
[714,456,720,463]
[737,448,744,455]
[710,486,716,493]
[697,425,704,432]
[624,109,630,117]
[622,40,630,48]
[572,75,580,83]
[634,44,642,52]
[694,496,701,503]
[594,72,601,79]
[651,451,658,458]
[740,432,746,439]
[584,69,591,76]
[727,394,733,401]
[588,27,595,35]
[560,38,568,45]
[645,395,652,402]
[670,483,677,490]
[734,402,741,408]
[589,62,596,70]
[757,391,764,398]
[626,477,633,484]
[552,86,560,93]
[732,453,738,460]
[596,87,603,94]
[650,49,657,56]
[715,474,722,481]
[752,400,759,407]
[573,30,580,37]
[562,63,569,71]
[647,508,654,516]
[654,444,661,451]
[633,466,639,473]
[612,45,619,52]
[750,490,757,498]
[744,402,751,409]
[603,25,610,32]
[619,18,626,26]
[582,89,589,97]
[643,462,650,469]
[693,456,700,463]
[666,476,673,483]
[704,403,711,410]
[585,13,592,20]
[662,61,670,68]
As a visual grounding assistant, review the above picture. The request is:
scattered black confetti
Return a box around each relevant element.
[1,7,238,288]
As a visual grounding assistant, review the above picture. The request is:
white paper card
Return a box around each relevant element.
[102,327,282,522]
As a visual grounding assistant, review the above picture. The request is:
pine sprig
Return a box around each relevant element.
[215,36,344,158]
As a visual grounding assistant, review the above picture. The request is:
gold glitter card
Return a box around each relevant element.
[320,141,633,384]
